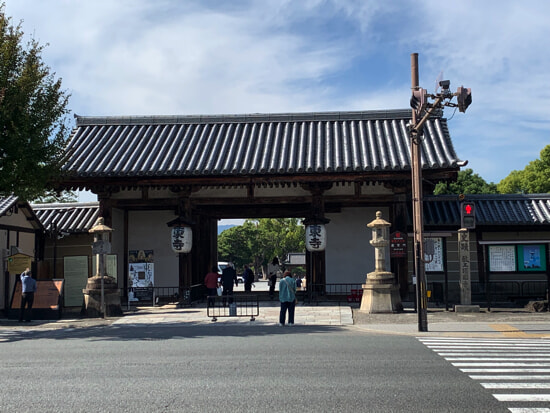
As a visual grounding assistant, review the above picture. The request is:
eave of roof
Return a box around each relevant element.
[60,109,463,189]
[421,194,550,226]
[31,202,99,233]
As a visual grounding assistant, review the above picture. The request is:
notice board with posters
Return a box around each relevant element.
[128,250,154,302]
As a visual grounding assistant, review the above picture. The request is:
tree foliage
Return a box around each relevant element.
[497,145,550,194]
[32,189,77,204]
[218,218,305,274]
[433,168,498,195]
[0,5,70,201]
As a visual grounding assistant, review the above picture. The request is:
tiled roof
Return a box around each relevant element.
[422,194,550,227]
[31,202,99,233]
[0,195,19,216]
[61,110,462,181]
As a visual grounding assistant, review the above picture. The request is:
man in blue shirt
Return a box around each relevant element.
[278,271,297,326]
[19,267,37,322]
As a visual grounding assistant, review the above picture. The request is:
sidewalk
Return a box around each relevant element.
[353,307,550,337]
[1,303,549,338]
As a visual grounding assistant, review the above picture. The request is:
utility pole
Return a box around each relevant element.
[410,53,428,332]
[409,53,472,332]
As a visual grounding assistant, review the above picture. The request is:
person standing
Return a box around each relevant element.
[278,271,297,326]
[19,267,37,322]
[243,264,254,292]
[204,266,220,307]
[267,257,280,299]
[220,262,237,305]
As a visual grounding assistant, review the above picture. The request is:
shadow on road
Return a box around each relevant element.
[0,322,346,343]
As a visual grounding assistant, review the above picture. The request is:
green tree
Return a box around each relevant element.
[433,168,498,195]
[497,145,550,194]
[218,218,305,274]
[0,5,70,201]
[32,189,77,204]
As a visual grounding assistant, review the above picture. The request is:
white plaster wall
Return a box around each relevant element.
[325,207,390,284]
[127,211,179,287]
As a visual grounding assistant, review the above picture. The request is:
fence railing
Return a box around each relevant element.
[124,280,547,308]
[303,280,548,307]
[126,284,206,306]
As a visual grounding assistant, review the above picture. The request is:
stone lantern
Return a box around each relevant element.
[360,211,403,313]
[82,217,122,317]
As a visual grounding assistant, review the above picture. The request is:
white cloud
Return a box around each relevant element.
[4,0,550,185]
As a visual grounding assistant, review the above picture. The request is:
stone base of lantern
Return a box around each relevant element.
[82,275,123,317]
[359,271,403,313]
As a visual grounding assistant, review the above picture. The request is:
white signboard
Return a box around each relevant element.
[489,245,516,272]
[129,262,154,288]
[424,237,443,272]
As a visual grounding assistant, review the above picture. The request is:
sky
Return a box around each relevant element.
[4,0,550,224]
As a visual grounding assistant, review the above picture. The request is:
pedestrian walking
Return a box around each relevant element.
[278,270,297,326]
[19,267,37,322]
[243,264,254,292]
[267,257,279,300]
[204,266,220,307]
[220,262,237,305]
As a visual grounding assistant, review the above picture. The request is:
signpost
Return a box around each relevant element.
[390,231,407,258]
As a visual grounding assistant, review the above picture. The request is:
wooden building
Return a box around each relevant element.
[55,109,463,301]
[0,196,42,312]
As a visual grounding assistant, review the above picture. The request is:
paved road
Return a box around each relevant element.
[0,323,507,413]
[3,304,549,411]
[418,336,550,412]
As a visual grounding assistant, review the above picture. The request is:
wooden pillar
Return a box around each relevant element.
[303,182,331,292]
[391,193,409,299]
[97,194,113,227]
[192,213,217,286]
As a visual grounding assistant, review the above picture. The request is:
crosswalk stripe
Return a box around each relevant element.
[439,353,550,356]
[450,354,550,361]
[418,337,550,411]
[454,362,550,367]
[481,382,550,389]
[470,375,550,380]
[461,368,550,372]
[424,342,550,346]
[493,394,550,401]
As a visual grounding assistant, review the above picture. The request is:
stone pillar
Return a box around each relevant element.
[456,228,479,313]
[360,211,403,313]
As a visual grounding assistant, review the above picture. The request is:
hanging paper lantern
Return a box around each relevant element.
[170,225,192,253]
[305,224,326,252]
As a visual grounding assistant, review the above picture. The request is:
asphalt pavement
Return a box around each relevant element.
[2,301,550,338]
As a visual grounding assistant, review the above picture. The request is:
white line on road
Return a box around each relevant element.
[450,354,550,361]
[470,375,550,380]
[481,382,550,389]
[461,368,550,373]
[493,394,550,402]
[453,362,550,367]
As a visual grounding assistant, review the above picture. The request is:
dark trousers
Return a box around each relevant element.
[206,288,217,307]
[19,292,34,321]
[269,277,276,298]
[279,300,295,325]
[222,289,233,305]
[244,283,252,292]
